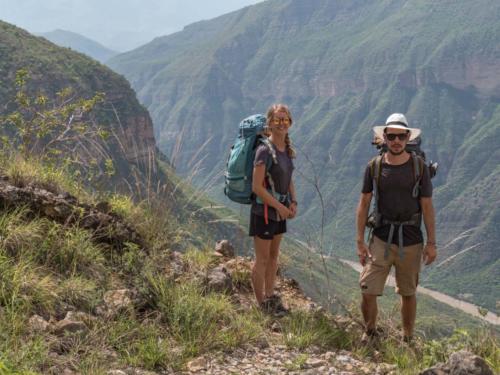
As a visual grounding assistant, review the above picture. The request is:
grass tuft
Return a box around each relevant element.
[282,310,351,350]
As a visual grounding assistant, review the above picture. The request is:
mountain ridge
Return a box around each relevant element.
[38,29,118,63]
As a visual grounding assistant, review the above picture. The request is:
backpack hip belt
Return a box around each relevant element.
[255,178,290,224]
[381,213,421,260]
[255,191,290,205]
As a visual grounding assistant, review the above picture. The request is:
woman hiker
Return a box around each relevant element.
[250,104,297,314]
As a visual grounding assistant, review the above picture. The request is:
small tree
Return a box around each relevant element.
[1,69,114,179]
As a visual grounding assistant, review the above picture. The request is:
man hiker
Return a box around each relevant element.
[356,113,437,343]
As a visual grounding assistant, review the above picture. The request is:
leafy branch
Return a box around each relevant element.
[1,69,114,180]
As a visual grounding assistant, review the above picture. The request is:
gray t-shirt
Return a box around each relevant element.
[251,143,294,221]
[362,155,432,246]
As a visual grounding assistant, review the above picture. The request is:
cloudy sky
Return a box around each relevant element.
[0,0,265,51]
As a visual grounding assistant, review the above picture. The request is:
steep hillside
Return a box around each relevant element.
[0,162,496,374]
[109,0,500,311]
[38,29,118,63]
[0,20,158,191]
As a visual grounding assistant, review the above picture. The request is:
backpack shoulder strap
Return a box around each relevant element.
[259,137,278,165]
[369,154,383,189]
[369,154,383,215]
[411,152,425,198]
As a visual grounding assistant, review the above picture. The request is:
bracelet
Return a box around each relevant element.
[427,241,436,245]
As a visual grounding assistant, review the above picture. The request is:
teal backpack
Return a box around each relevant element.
[224,114,277,204]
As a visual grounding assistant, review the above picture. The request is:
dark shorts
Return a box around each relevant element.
[249,213,286,240]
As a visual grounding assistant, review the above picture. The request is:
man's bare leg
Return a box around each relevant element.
[401,294,416,338]
[361,293,378,331]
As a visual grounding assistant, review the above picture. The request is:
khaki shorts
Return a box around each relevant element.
[359,236,423,296]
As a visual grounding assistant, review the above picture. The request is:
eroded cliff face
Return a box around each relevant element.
[437,56,500,96]
[120,114,157,166]
[395,59,500,96]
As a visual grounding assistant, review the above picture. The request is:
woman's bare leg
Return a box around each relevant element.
[252,236,271,304]
[265,234,282,297]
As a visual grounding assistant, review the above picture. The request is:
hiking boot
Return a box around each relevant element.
[360,328,380,346]
[259,299,273,313]
[260,294,290,316]
[402,335,415,348]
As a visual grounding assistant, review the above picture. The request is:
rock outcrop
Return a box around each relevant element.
[420,350,494,375]
[0,176,143,250]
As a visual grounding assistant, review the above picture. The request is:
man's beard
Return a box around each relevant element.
[388,148,405,156]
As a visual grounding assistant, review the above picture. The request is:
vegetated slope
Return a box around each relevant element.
[38,29,118,63]
[0,162,497,374]
[109,0,500,311]
[0,20,249,252]
[0,20,158,191]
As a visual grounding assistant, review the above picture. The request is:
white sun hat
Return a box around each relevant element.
[373,113,421,141]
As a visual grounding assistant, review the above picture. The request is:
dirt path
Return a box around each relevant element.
[339,259,499,326]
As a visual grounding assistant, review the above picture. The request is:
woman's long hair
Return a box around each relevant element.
[266,104,296,158]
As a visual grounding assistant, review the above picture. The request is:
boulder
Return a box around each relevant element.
[206,265,233,293]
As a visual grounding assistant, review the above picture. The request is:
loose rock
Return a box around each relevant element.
[103,289,134,315]
[206,265,233,293]
[420,350,494,375]
[215,239,235,258]
[28,314,50,332]
[53,319,88,336]
[187,356,208,372]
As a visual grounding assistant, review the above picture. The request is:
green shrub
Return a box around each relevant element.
[106,318,173,370]
[183,247,215,272]
[230,267,252,291]
[0,309,49,373]
[108,194,141,220]
[2,155,88,200]
[0,252,58,317]
[59,276,100,311]
[38,226,106,278]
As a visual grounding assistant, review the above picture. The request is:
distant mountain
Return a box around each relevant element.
[109,0,500,312]
[39,29,118,63]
